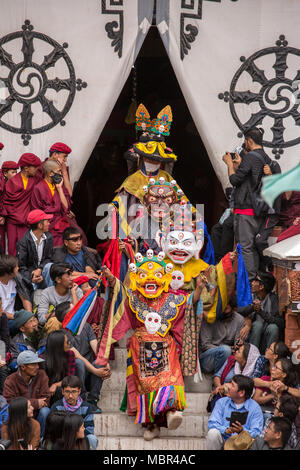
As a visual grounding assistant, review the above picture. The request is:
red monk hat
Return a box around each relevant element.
[27,209,53,225]
[1,161,19,170]
[18,153,42,167]
[49,142,72,155]
[0,142,4,150]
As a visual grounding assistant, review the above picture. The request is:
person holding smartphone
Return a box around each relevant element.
[206,375,263,450]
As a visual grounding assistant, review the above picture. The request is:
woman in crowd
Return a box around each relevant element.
[53,413,90,450]
[42,330,76,404]
[253,357,298,422]
[252,341,291,383]
[1,397,40,450]
[41,409,68,450]
[207,342,260,411]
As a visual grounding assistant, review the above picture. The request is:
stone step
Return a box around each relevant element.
[94,411,208,438]
[97,436,206,451]
[102,368,212,393]
[99,390,210,414]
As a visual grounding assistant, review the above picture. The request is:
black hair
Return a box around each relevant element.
[62,375,82,390]
[244,127,264,146]
[49,263,73,283]
[42,410,68,449]
[278,392,299,424]
[58,413,89,450]
[55,301,71,323]
[232,374,254,400]
[256,271,276,294]
[274,358,297,387]
[269,416,292,447]
[242,343,251,363]
[264,341,291,376]
[0,254,18,277]
[45,330,69,386]
[63,227,81,241]
[6,397,32,450]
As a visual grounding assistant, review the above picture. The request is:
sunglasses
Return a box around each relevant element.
[67,235,82,242]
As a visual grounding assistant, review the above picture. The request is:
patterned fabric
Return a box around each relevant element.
[66,350,76,377]
[180,298,201,376]
[252,356,268,379]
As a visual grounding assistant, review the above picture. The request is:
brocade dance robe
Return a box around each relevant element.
[2,172,42,255]
[96,280,202,426]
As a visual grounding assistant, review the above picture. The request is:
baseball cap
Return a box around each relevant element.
[27,209,53,225]
[16,350,45,366]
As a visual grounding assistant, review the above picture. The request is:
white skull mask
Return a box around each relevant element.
[162,230,203,265]
[170,270,185,291]
[145,311,162,335]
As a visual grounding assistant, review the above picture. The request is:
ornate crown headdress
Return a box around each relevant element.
[142,177,184,202]
[128,249,174,273]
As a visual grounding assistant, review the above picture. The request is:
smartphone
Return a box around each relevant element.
[230,152,236,160]
[227,411,248,426]
[18,439,28,450]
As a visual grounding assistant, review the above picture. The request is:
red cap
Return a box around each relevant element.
[0,143,4,150]
[73,275,90,286]
[18,153,42,167]
[50,142,72,155]
[27,209,53,225]
[1,161,19,170]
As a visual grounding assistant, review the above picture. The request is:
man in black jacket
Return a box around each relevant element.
[223,127,275,280]
[16,209,54,289]
[51,227,101,286]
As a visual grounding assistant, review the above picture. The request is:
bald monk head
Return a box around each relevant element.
[43,159,63,185]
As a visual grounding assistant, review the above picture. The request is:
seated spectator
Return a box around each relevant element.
[243,272,284,354]
[41,409,68,450]
[16,209,54,289]
[55,302,111,412]
[199,297,244,375]
[277,191,300,232]
[8,309,40,372]
[1,161,19,183]
[36,263,83,325]
[260,392,299,448]
[52,227,101,285]
[50,375,98,449]
[41,330,76,404]
[53,413,90,450]
[3,350,50,437]
[252,341,291,381]
[249,416,292,450]
[1,396,41,450]
[0,254,33,336]
[206,375,263,450]
[211,343,260,399]
[0,298,10,393]
[253,357,298,421]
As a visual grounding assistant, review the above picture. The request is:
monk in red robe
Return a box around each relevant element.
[0,160,19,252]
[2,153,42,255]
[37,142,87,245]
[31,159,71,247]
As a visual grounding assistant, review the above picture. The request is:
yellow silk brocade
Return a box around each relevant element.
[163,256,209,283]
[134,141,177,161]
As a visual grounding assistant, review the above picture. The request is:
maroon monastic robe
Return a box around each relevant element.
[2,172,42,255]
[30,179,71,246]
[0,173,6,252]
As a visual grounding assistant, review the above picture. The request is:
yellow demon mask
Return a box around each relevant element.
[129,249,173,299]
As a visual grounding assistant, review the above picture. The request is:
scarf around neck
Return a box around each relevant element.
[63,396,83,412]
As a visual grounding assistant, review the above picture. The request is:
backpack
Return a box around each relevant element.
[248,151,279,217]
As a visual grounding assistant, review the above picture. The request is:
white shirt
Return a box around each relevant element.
[30,230,47,265]
[0,279,17,314]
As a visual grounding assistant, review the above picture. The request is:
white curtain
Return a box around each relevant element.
[0,0,153,185]
[156,0,300,189]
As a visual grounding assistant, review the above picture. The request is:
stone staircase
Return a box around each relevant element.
[94,331,212,450]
